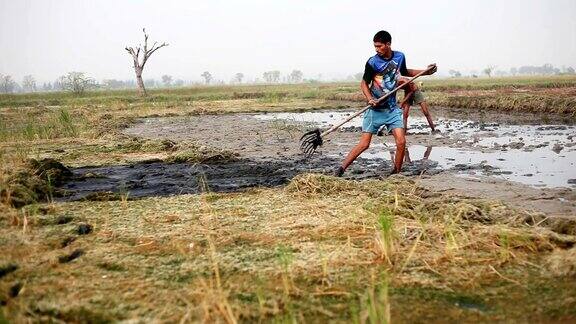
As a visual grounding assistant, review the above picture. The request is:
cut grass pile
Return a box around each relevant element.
[0,158,72,208]
[1,174,575,322]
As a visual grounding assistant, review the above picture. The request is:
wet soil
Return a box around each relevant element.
[62,158,319,200]
[60,106,575,217]
[61,155,439,201]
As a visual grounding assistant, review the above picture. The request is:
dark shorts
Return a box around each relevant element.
[413,89,426,104]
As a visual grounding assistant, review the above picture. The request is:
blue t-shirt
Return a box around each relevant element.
[362,51,408,110]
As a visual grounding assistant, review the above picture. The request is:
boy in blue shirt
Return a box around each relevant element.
[335,30,437,176]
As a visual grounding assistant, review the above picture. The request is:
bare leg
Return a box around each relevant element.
[404,148,411,163]
[419,101,436,131]
[402,103,411,134]
[389,149,395,161]
[340,132,373,171]
[391,128,406,173]
[423,146,432,159]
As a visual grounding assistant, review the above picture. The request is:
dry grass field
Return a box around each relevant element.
[1,76,575,322]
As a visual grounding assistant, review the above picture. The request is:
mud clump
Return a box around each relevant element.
[27,158,72,185]
[56,215,74,225]
[9,282,23,298]
[0,263,18,279]
[37,214,74,226]
[76,223,93,235]
[508,142,525,149]
[61,236,76,248]
[340,126,362,132]
[1,158,71,208]
[58,249,85,263]
[552,143,564,154]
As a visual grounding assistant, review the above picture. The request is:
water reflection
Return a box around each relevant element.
[379,144,576,188]
[385,146,433,165]
[403,145,433,162]
[254,111,576,188]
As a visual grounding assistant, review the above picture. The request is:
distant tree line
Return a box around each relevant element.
[510,64,574,76]
[2,62,574,95]
[447,64,575,78]
[0,73,195,94]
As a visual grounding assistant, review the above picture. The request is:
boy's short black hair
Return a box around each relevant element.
[373,30,392,43]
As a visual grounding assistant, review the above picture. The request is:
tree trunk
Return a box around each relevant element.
[135,68,146,96]
[126,30,167,96]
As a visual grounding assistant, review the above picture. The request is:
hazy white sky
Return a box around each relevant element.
[1,0,575,83]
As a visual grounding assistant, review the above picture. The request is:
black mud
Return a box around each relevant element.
[59,156,440,201]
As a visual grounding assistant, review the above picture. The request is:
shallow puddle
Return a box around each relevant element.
[255,111,576,188]
[366,144,575,188]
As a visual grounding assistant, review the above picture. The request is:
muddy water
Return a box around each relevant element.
[255,111,576,188]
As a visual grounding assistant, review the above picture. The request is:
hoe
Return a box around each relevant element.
[300,65,435,157]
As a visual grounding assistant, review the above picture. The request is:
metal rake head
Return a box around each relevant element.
[299,128,323,157]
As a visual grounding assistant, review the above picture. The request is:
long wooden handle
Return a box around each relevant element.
[319,65,435,137]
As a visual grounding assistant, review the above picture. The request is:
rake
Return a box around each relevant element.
[299,65,435,157]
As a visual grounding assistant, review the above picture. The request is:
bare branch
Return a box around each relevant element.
[126,28,167,96]
[143,29,149,56]
[144,42,168,60]
[125,47,140,66]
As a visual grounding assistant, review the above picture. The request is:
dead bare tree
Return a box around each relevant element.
[125,28,168,96]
